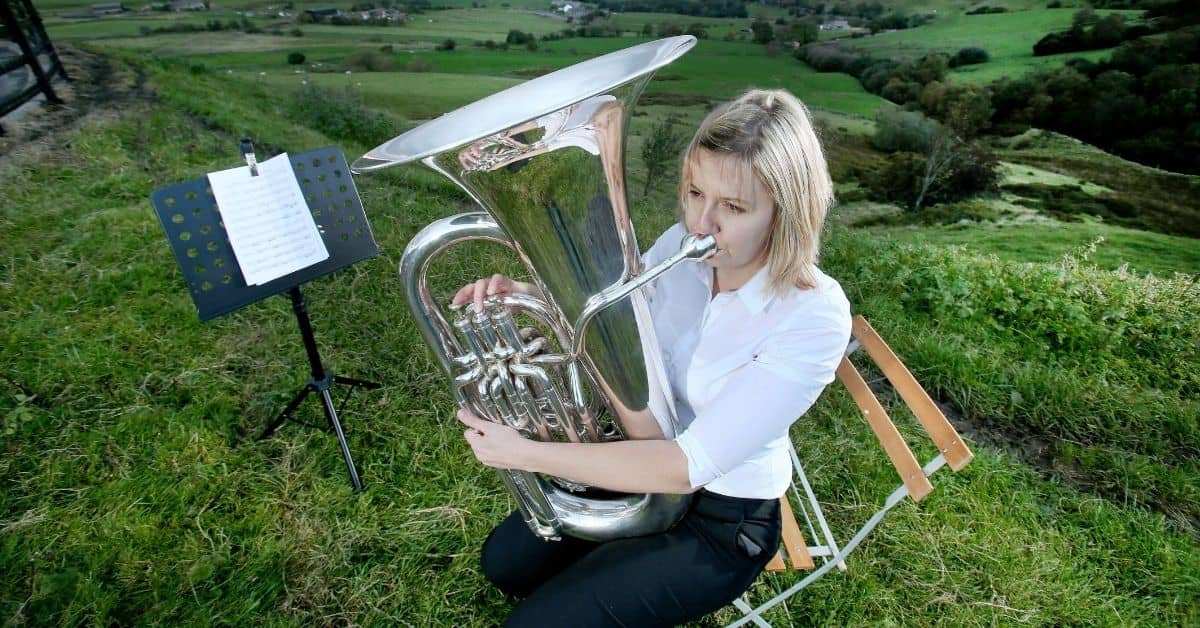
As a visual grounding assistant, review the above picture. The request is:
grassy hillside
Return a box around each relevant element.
[55,24,889,120]
[2,45,1197,626]
[5,2,1199,624]
[828,7,1140,82]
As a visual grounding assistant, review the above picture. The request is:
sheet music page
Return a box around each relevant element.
[207,153,329,286]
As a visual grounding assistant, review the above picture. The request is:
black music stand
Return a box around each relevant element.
[150,142,380,491]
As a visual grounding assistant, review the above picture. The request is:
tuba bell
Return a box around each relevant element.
[353,36,717,541]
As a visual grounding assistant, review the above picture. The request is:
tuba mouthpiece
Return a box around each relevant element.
[679,233,718,260]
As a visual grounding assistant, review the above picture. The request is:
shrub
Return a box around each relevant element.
[834,239,1200,395]
[871,108,937,153]
[795,42,863,74]
[865,151,925,207]
[285,83,397,147]
[436,38,456,51]
[853,199,1003,227]
[344,49,396,72]
[506,29,534,45]
[404,57,433,72]
[865,139,999,210]
[751,18,774,44]
[287,52,306,65]
[641,116,684,197]
[949,46,989,67]
[859,59,898,93]
[1004,183,1143,226]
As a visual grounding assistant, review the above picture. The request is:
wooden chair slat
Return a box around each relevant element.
[764,549,787,572]
[777,495,814,570]
[850,316,974,472]
[735,316,975,626]
[836,357,934,501]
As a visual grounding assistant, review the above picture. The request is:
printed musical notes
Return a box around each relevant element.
[208,153,329,286]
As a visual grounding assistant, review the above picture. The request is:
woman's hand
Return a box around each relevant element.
[451,273,518,312]
[452,274,539,311]
[458,408,535,471]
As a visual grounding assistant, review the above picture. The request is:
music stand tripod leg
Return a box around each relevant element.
[332,375,381,389]
[261,384,313,440]
[259,287,370,492]
[318,387,363,492]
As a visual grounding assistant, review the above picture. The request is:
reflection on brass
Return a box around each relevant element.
[354,37,713,542]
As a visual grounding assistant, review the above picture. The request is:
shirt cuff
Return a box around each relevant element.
[674,429,722,489]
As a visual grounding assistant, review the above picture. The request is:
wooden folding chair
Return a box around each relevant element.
[728,316,974,627]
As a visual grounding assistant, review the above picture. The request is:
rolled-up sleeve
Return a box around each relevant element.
[674,314,850,488]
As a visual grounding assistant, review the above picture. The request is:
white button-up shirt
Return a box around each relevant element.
[642,223,852,498]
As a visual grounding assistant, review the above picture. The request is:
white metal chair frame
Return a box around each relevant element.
[728,316,974,627]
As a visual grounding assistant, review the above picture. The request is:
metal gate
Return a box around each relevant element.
[0,0,68,128]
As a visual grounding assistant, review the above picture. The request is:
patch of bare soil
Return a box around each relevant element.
[0,46,152,170]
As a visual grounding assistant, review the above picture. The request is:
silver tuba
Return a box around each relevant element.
[353,36,716,541]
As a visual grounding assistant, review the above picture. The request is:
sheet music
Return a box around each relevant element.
[207,153,329,286]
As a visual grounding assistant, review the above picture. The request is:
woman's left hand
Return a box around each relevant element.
[457,408,534,471]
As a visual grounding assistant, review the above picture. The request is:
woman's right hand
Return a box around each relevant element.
[452,273,521,312]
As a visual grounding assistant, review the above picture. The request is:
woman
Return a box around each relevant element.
[452,89,852,627]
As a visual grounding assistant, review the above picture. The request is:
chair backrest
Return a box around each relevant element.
[762,315,973,573]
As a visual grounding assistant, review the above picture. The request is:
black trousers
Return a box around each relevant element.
[481,489,782,627]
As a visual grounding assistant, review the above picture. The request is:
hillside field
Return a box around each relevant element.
[4,1,1198,625]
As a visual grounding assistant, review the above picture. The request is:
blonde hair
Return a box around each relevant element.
[677,89,833,293]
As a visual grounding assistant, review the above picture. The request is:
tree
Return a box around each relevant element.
[927,81,994,138]
[912,126,957,212]
[641,117,684,197]
[287,51,306,65]
[780,16,819,45]
[866,120,999,212]
[899,53,949,85]
[1071,8,1099,34]
[751,18,774,44]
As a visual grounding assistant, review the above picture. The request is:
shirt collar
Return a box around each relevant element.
[691,262,776,314]
[732,264,775,314]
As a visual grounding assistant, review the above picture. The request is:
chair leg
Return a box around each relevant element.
[789,442,846,571]
[730,595,773,628]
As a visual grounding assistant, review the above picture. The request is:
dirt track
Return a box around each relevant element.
[0,46,151,168]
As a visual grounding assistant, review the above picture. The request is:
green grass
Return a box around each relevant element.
[879,220,1200,277]
[0,56,1195,624]
[607,11,751,36]
[81,29,888,120]
[166,37,887,120]
[831,8,1141,83]
[44,14,223,39]
[268,71,522,121]
[2,50,1198,626]
[9,6,1200,619]
[994,130,1200,238]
